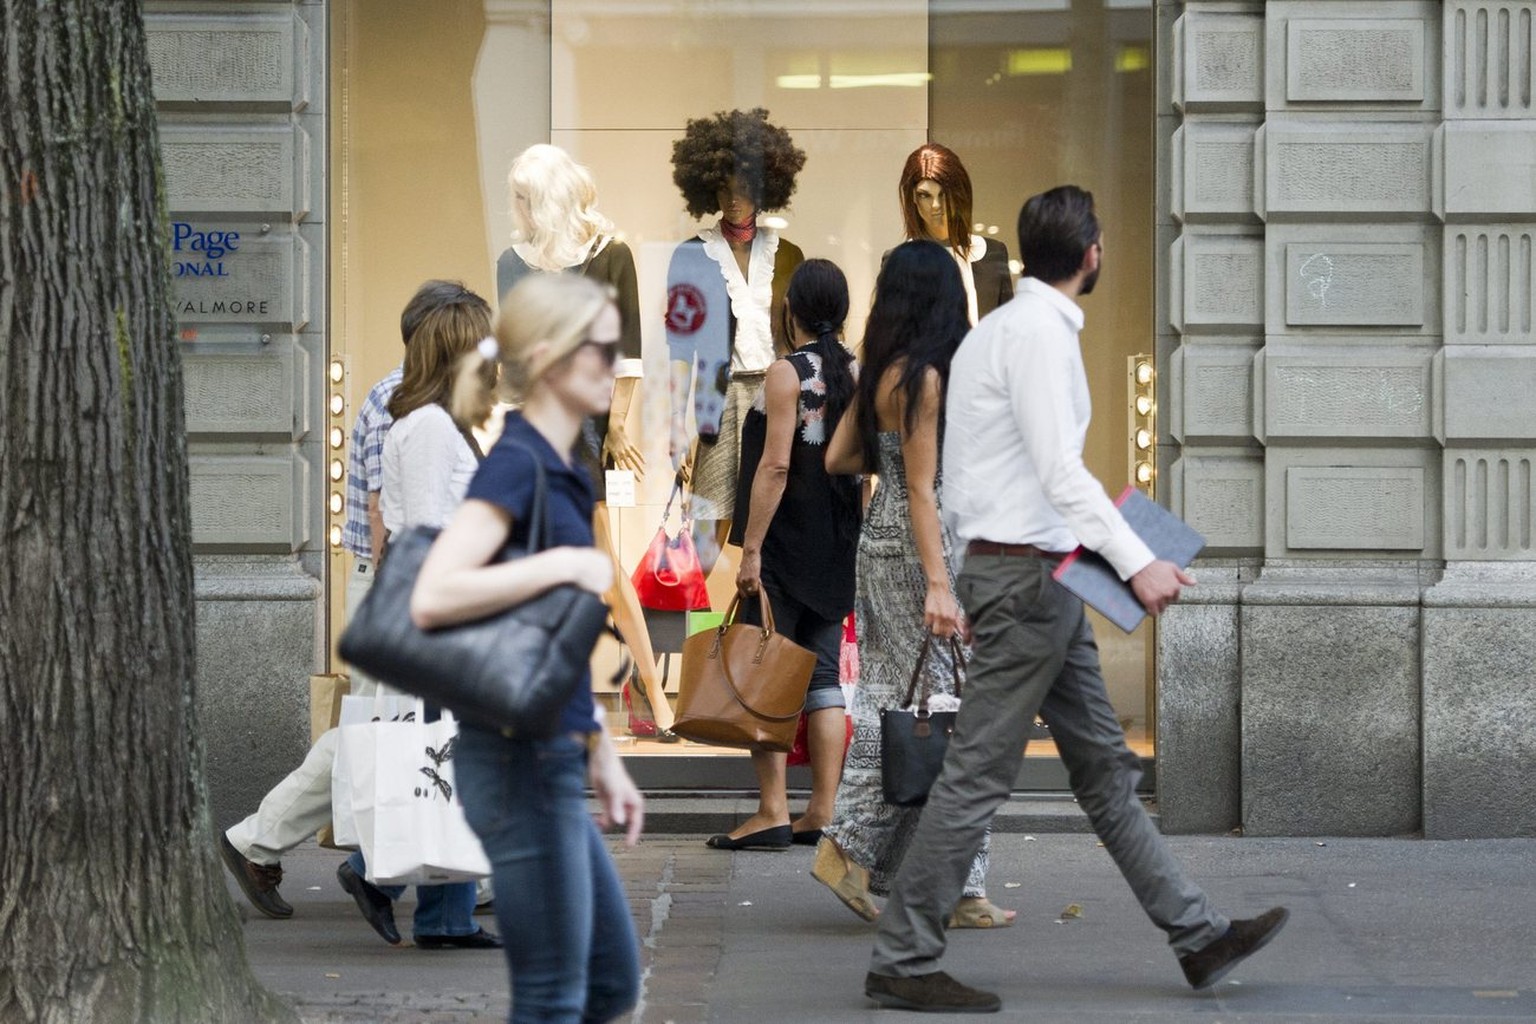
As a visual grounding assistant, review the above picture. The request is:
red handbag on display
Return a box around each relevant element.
[631,473,711,612]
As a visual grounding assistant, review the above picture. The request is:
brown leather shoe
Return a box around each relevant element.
[864,971,1001,1013]
[218,833,292,919]
[1179,907,1290,989]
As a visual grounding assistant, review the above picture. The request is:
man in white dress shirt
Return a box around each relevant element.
[864,187,1287,1013]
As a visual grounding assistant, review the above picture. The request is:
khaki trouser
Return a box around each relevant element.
[869,554,1228,977]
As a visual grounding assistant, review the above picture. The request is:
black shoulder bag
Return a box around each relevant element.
[339,444,609,736]
[879,635,966,807]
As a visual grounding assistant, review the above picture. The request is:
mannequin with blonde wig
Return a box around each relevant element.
[493,146,671,730]
[895,142,1014,325]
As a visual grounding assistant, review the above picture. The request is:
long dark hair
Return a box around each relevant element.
[856,240,969,468]
[389,282,494,429]
[785,258,855,431]
[898,143,974,259]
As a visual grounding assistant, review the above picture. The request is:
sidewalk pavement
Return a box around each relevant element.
[238,830,1536,1023]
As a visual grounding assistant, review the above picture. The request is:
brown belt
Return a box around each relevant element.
[966,540,1065,561]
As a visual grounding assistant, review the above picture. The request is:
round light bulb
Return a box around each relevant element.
[329,459,344,482]
[329,426,345,449]
[328,360,344,384]
[1135,428,1153,450]
[1135,395,1153,416]
[328,525,343,547]
[1135,462,1154,484]
[329,493,344,515]
[330,394,345,416]
[1135,362,1154,386]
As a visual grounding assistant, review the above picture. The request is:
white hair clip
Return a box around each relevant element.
[477,336,499,362]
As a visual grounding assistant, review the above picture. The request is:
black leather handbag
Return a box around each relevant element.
[879,635,966,807]
[338,446,608,736]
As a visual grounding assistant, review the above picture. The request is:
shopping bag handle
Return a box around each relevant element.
[900,635,966,715]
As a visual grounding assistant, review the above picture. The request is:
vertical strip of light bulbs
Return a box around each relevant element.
[1129,355,1156,498]
[327,357,348,550]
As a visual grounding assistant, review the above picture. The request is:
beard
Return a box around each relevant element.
[1080,266,1100,295]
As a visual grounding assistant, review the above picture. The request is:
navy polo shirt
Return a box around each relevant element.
[465,412,598,735]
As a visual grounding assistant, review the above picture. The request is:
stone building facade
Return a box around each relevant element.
[148,1,327,826]
[1156,0,1536,838]
[146,0,1536,837]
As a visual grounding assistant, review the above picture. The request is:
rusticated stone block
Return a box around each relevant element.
[172,232,310,330]
[1423,570,1536,837]
[147,11,309,110]
[1261,348,1433,440]
[161,123,310,218]
[1156,580,1242,834]
[1443,225,1536,344]
[1444,0,1536,119]
[1286,466,1426,550]
[195,556,321,830]
[1443,448,1536,558]
[1171,122,1258,222]
[188,454,310,551]
[1262,123,1432,218]
[1170,234,1265,332]
[1442,123,1536,216]
[1241,598,1421,836]
[1171,454,1265,552]
[1282,242,1426,327]
[184,344,307,439]
[1174,11,1265,111]
[1285,18,1428,103]
[1441,349,1536,439]
[1170,342,1258,442]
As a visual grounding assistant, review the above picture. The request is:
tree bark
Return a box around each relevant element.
[0,3,299,1021]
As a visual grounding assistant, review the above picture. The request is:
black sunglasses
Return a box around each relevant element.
[578,340,619,367]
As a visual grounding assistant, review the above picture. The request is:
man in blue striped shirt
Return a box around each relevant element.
[220,283,464,927]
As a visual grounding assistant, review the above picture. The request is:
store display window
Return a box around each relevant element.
[330,0,1156,772]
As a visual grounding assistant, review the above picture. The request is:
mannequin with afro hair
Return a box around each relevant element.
[664,109,806,573]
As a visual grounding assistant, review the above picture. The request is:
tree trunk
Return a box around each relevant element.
[0,3,299,1021]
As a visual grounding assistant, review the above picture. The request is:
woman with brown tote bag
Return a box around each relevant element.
[700,259,861,852]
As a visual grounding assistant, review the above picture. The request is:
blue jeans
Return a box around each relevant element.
[455,727,640,1024]
[344,850,478,938]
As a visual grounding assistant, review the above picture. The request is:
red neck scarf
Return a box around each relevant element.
[720,215,757,245]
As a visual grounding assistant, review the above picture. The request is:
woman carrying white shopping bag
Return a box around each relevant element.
[411,272,644,1024]
[335,281,500,950]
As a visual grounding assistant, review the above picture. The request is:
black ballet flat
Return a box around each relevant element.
[791,828,823,846]
[704,825,792,851]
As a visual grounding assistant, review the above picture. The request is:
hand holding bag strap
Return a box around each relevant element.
[900,633,967,713]
[710,589,801,723]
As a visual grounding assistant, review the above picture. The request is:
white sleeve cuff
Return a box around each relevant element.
[615,358,644,380]
[1099,531,1156,582]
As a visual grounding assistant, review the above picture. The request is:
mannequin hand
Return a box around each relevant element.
[923,582,966,640]
[669,421,690,473]
[1129,560,1195,616]
[551,547,614,595]
[590,735,644,846]
[603,425,646,479]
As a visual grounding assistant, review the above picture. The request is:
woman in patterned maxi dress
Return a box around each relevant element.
[814,241,1014,928]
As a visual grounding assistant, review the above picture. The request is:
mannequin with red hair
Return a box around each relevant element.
[897,143,1013,324]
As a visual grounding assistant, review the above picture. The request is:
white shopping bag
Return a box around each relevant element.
[332,700,490,885]
[331,694,418,849]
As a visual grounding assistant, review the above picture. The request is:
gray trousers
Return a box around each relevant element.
[869,554,1228,976]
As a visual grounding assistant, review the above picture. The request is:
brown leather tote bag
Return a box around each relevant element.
[672,591,816,752]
